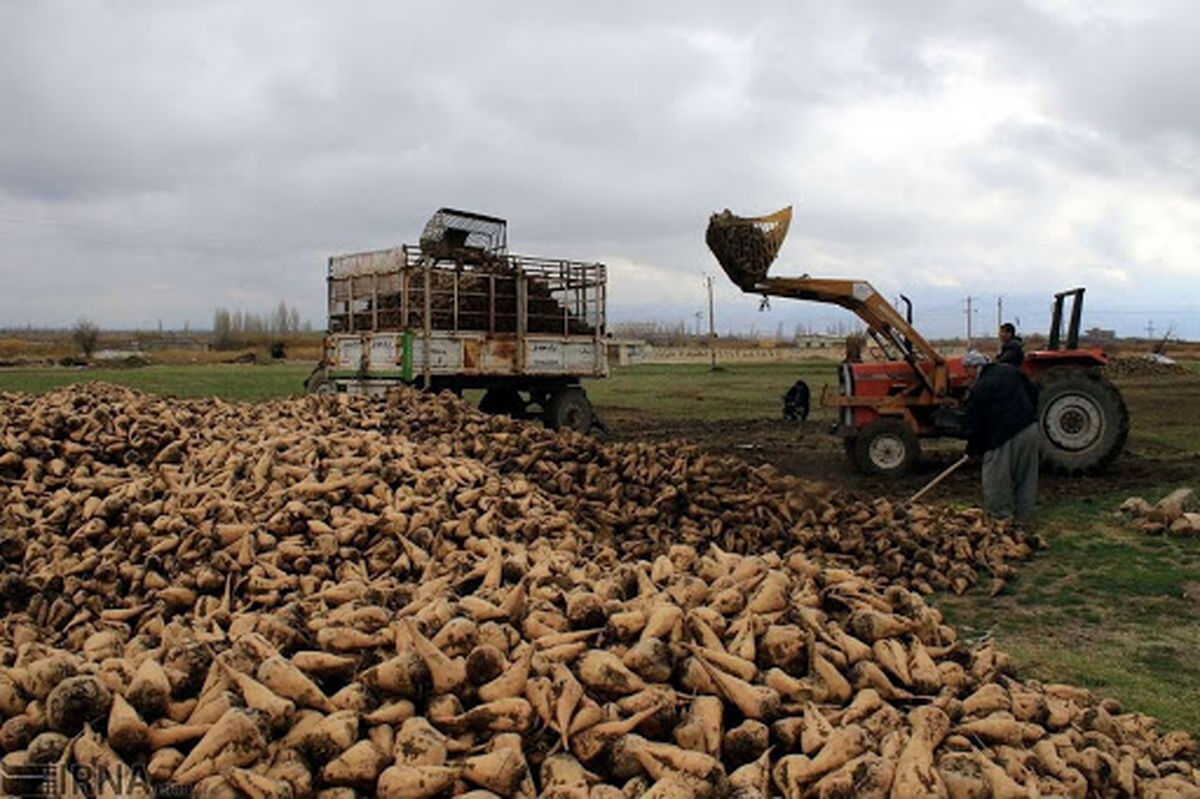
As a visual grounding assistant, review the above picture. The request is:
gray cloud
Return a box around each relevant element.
[1,0,1198,337]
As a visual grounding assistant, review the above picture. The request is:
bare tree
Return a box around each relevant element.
[73,319,100,358]
[213,308,235,350]
[214,302,312,349]
[274,301,290,334]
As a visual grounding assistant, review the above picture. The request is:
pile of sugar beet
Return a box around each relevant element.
[0,384,1195,798]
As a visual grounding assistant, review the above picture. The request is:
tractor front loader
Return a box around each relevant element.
[706,206,1128,477]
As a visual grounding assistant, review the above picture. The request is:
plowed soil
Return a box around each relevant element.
[600,373,1200,508]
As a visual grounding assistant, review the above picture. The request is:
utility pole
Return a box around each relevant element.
[996,296,1003,330]
[705,275,717,371]
[1146,320,1156,340]
[965,296,977,349]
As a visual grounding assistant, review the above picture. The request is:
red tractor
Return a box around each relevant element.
[707,207,1128,477]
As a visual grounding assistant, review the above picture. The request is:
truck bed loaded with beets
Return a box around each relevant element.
[308,209,608,433]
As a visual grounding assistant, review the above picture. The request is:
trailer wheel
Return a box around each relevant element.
[545,387,594,433]
[480,388,526,418]
[304,369,336,395]
[1037,369,1128,474]
[854,418,919,477]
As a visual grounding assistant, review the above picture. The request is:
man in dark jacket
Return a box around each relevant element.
[963,349,1040,523]
[997,322,1024,366]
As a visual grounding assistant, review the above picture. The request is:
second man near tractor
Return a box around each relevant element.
[998,319,1027,364]
[997,322,1024,366]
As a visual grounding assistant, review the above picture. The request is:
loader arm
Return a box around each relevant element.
[704,206,948,397]
[754,276,948,396]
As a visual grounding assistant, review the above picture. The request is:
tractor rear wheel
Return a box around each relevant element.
[853,418,919,477]
[1036,368,1128,475]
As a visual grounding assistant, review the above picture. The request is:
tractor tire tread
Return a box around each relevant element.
[1036,368,1129,475]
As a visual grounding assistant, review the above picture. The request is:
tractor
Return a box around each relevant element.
[706,206,1129,477]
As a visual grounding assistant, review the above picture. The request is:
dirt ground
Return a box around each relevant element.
[599,374,1200,508]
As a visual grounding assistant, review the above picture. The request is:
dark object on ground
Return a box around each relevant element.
[782,379,810,421]
[269,341,286,359]
[226,352,258,364]
[109,355,149,369]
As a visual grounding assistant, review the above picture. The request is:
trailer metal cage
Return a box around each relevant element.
[320,245,607,391]
[327,247,604,338]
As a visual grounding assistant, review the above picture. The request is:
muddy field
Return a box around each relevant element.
[600,372,1200,509]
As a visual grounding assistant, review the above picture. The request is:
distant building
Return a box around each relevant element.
[794,334,844,349]
[1084,327,1117,342]
[607,338,650,367]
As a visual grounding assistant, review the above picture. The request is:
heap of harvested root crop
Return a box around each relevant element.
[1,521,1197,796]
[1104,355,1188,379]
[339,387,1041,595]
[0,384,1037,599]
[1117,488,1200,536]
[0,384,1196,798]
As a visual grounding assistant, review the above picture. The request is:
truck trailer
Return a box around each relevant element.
[306,208,608,432]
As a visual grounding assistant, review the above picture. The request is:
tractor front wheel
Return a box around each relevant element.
[1037,369,1128,474]
[853,418,919,477]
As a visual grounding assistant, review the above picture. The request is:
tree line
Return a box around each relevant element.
[212,302,312,349]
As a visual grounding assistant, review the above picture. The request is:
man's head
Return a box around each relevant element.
[999,322,1016,342]
[963,349,989,381]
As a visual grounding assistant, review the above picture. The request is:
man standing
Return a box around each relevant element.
[996,322,1024,366]
[963,350,1040,523]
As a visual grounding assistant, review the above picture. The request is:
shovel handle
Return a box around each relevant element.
[907,454,970,505]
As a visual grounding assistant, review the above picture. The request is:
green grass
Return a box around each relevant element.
[0,364,313,401]
[0,360,837,413]
[937,492,1200,736]
[587,361,839,421]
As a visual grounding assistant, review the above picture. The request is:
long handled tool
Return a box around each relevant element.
[907,453,970,505]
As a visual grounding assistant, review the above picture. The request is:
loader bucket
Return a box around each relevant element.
[705,206,792,291]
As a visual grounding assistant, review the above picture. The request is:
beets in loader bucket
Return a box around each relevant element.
[705,206,792,290]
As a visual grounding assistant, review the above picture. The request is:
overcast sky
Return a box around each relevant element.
[2,0,1199,339]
